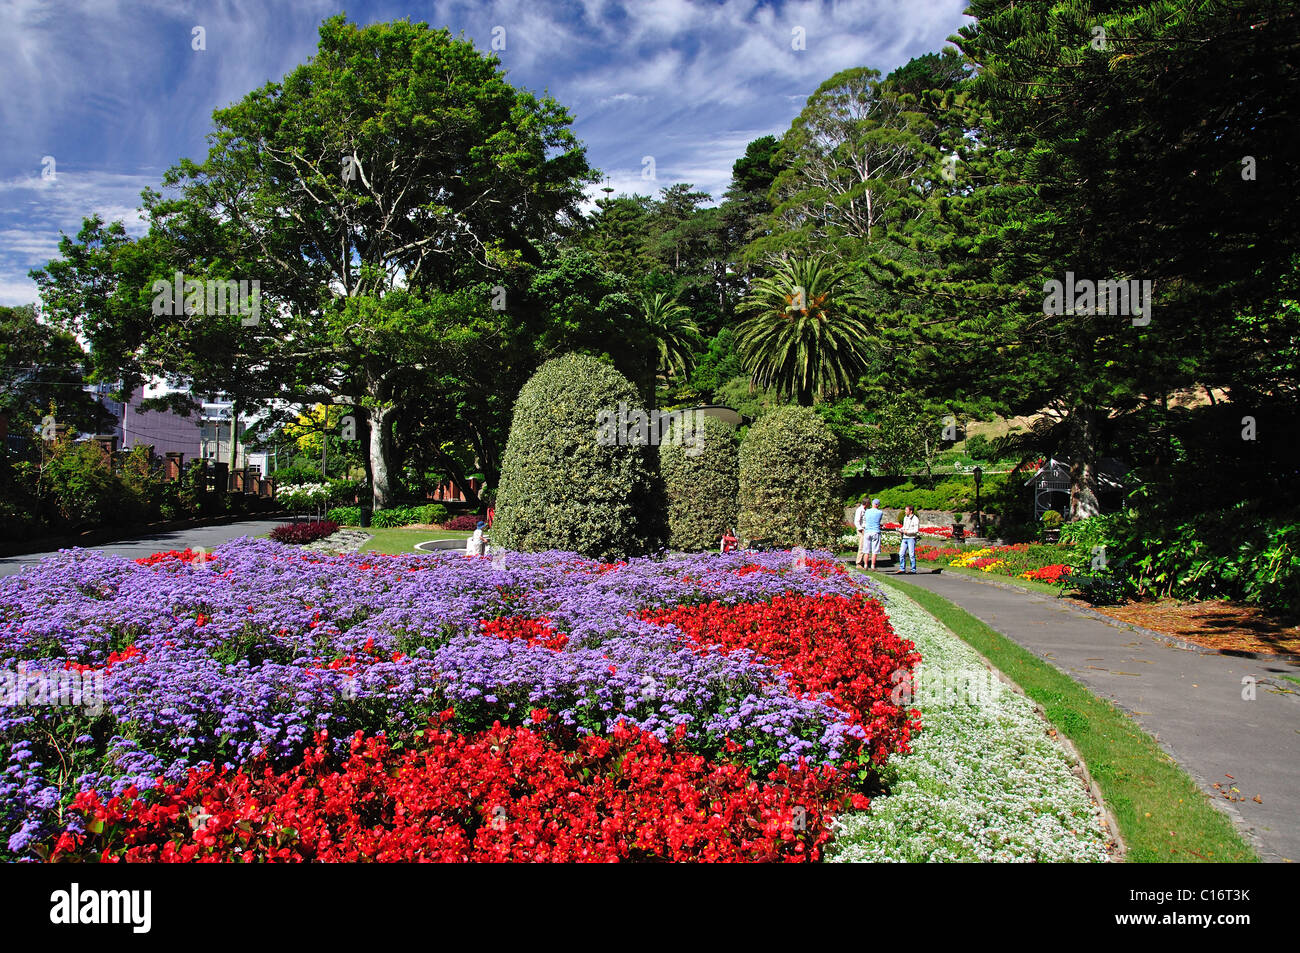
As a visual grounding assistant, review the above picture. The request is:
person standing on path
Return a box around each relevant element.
[862,498,885,571]
[896,504,920,574]
[853,500,868,567]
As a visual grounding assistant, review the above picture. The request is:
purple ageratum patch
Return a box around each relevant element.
[0,539,884,858]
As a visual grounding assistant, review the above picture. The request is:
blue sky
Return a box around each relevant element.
[0,0,970,305]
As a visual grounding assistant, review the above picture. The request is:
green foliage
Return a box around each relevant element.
[964,434,994,461]
[326,506,363,526]
[851,475,1009,513]
[868,398,946,479]
[1040,510,1063,529]
[736,256,872,406]
[369,505,440,528]
[418,503,449,524]
[271,464,326,486]
[738,406,842,549]
[493,354,663,559]
[813,398,871,465]
[659,414,739,551]
[36,439,124,529]
[713,376,783,424]
[0,304,108,438]
[1060,500,1300,615]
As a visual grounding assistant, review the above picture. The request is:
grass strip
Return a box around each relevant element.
[874,574,1258,863]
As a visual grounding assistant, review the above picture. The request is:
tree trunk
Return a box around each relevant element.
[1067,405,1101,520]
[368,404,395,510]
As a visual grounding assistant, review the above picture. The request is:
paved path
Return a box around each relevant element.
[875,568,1300,863]
[0,520,283,578]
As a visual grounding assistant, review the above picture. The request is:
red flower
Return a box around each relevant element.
[641,593,922,766]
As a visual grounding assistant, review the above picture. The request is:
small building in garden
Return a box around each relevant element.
[1023,457,1129,518]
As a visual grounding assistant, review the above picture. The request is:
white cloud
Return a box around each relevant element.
[0,0,971,303]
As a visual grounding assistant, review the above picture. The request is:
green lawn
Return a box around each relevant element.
[873,573,1258,863]
[355,527,470,554]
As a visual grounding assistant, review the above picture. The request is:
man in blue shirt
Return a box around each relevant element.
[861,498,885,571]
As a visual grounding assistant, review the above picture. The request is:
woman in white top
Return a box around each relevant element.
[896,505,920,574]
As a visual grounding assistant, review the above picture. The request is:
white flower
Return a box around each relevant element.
[829,592,1111,863]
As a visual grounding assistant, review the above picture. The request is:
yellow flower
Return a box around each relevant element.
[951,548,993,568]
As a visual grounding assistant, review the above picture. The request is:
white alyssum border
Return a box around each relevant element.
[829,589,1111,863]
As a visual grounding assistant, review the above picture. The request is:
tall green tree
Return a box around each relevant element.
[896,0,1300,517]
[750,67,946,263]
[0,304,109,440]
[35,17,595,509]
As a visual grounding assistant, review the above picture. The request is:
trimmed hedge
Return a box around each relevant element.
[659,413,739,551]
[738,406,843,550]
[493,353,664,559]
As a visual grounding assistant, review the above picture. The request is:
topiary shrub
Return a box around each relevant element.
[493,353,664,559]
[738,406,843,550]
[659,413,739,551]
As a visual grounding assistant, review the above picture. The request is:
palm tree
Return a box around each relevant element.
[736,256,873,405]
[637,291,700,385]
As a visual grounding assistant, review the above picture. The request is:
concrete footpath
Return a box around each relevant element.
[0,520,283,577]
[876,568,1300,863]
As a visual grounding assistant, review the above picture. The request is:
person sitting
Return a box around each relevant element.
[720,528,739,554]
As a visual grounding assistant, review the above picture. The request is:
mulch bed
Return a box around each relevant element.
[1070,598,1300,657]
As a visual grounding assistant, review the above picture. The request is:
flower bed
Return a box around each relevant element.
[917,542,1074,581]
[1,540,915,861]
[829,592,1110,863]
[53,720,853,863]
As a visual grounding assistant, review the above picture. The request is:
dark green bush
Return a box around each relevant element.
[493,353,663,559]
[964,434,995,461]
[659,413,739,551]
[738,406,842,550]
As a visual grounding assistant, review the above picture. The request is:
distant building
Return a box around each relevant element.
[93,381,270,473]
